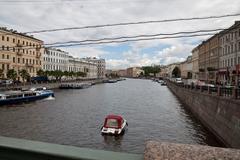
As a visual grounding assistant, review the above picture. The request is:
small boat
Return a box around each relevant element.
[59,83,91,89]
[0,89,54,106]
[101,115,128,135]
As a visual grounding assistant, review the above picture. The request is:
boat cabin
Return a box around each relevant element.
[103,115,124,129]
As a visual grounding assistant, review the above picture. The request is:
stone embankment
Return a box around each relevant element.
[0,79,105,91]
[167,81,240,148]
[144,141,240,160]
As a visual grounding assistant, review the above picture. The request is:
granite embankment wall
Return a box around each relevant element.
[167,82,240,148]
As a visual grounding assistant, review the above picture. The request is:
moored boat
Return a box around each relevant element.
[0,89,54,105]
[59,83,91,89]
[101,115,128,135]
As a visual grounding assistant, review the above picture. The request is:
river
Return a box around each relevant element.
[0,78,222,153]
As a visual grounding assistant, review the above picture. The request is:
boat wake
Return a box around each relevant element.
[44,96,55,101]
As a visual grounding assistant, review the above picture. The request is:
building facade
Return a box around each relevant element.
[192,46,199,80]
[126,67,144,78]
[219,21,240,85]
[82,57,106,79]
[43,47,69,71]
[0,27,43,80]
[117,69,127,77]
[68,56,97,79]
[180,56,193,79]
[198,34,219,83]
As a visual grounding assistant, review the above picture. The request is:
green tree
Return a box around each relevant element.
[76,71,87,78]
[19,69,30,82]
[142,66,161,77]
[37,69,46,76]
[0,69,4,78]
[6,69,17,80]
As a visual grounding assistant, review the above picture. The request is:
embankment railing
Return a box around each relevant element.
[169,82,240,100]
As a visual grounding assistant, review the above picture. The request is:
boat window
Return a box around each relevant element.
[106,119,118,128]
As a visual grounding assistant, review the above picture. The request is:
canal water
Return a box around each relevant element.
[0,79,222,153]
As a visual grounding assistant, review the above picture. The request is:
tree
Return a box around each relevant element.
[19,69,30,82]
[76,71,87,78]
[142,66,161,77]
[37,69,46,76]
[0,69,3,78]
[6,69,17,80]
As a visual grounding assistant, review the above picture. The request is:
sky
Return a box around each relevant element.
[0,0,240,69]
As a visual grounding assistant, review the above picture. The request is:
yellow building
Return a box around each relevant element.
[0,27,43,80]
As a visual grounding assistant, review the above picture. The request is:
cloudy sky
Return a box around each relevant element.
[0,0,240,69]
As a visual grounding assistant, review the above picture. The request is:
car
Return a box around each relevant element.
[101,115,128,135]
[0,79,13,85]
[175,78,183,84]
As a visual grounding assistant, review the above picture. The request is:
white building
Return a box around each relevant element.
[82,57,106,78]
[43,48,69,71]
[68,56,97,79]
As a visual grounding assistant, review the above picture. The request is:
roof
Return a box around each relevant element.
[105,115,123,120]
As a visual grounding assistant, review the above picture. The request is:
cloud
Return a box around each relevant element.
[1,0,240,69]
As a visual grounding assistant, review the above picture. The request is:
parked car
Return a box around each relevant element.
[175,78,183,84]
[0,79,13,85]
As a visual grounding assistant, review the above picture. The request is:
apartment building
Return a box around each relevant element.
[191,46,199,79]
[68,56,97,79]
[126,67,144,78]
[198,34,219,83]
[82,57,106,78]
[43,47,69,71]
[219,21,240,85]
[0,27,43,79]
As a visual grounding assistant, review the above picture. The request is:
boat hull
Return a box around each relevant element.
[101,120,127,135]
[0,91,54,106]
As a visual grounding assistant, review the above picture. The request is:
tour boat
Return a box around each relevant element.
[101,115,128,135]
[0,89,54,105]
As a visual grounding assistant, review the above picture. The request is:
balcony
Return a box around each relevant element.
[17,50,23,56]
[0,58,12,63]
[16,43,23,48]
[36,46,41,51]
[25,63,34,67]
[36,52,41,58]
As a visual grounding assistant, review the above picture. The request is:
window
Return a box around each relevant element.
[7,37,9,41]
[2,64,4,70]
[13,57,15,63]
[13,38,15,43]
[18,58,20,63]
[13,48,15,52]
[7,46,9,51]
[18,40,20,44]
[2,54,4,59]
[2,45,4,50]
[2,36,4,41]
[7,55,9,59]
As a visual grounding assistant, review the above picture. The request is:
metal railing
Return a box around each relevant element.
[0,136,142,160]
[169,81,240,99]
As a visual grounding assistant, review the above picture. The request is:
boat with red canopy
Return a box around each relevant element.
[101,115,127,135]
